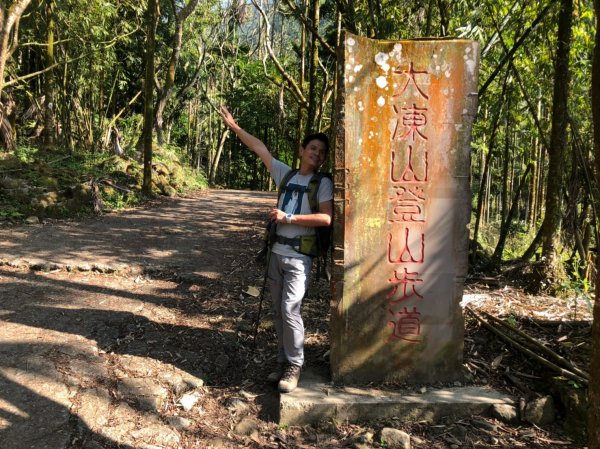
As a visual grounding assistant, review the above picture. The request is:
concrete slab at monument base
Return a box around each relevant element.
[279,369,513,426]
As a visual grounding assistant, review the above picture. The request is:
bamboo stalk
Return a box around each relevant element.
[466,306,588,386]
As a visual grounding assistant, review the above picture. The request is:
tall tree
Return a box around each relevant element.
[0,0,32,95]
[154,0,200,145]
[304,0,319,135]
[589,2,600,447]
[43,0,55,149]
[142,0,158,195]
[538,0,573,275]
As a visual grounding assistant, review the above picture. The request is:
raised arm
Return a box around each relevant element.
[219,105,272,171]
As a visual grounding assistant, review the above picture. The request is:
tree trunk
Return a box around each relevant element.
[154,0,200,145]
[209,128,229,184]
[471,75,508,260]
[501,108,510,223]
[436,0,449,36]
[0,0,33,96]
[492,163,533,263]
[305,0,319,135]
[142,0,158,195]
[294,0,307,169]
[43,0,55,148]
[589,2,600,447]
[539,0,573,275]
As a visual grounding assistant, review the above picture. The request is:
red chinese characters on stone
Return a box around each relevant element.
[393,104,428,142]
[388,307,422,342]
[391,146,429,183]
[392,62,429,100]
[387,227,425,264]
[386,268,424,303]
[385,60,431,344]
[389,185,426,223]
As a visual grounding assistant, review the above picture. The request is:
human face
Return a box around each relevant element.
[299,139,327,172]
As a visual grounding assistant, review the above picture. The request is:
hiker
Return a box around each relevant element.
[219,105,333,393]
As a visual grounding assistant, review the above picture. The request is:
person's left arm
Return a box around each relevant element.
[269,176,333,226]
[269,200,332,227]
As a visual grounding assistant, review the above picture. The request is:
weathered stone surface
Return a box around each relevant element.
[117,378,169,411]
[166,415,194,431]
[233,417,260,438]
[130,424,181,448]
[380,428,411,449]
[279,371,513,426]
[524,396,555,426]
[0,372,71,449]
[226,397,250,413]
[119,355,159,376]
[178,390,202,411]
[550,377,587,442]
[331,33,480,383]
[69,359,109,382]
[491,403,519,424]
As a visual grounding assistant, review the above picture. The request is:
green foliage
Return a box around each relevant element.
[0,139,206,221]
[568,379,584,389]
[0,207,24,220]
[557,258,593,316]
[101,187,139,210]
[13,145,39,163]
[505,313,518,328]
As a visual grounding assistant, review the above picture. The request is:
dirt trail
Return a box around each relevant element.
[0,190,276,280]
[0,189,293,449]
[0,189,587,449]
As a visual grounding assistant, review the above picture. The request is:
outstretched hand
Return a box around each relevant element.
[219,105,239,130]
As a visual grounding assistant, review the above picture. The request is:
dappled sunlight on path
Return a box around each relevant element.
[0,189,279,449]
[0,190,276,280]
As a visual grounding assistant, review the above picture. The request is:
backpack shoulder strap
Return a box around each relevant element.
[307,172,330,213]
[277,168,298,202]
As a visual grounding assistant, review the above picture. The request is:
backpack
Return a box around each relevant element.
[277,169,333,280]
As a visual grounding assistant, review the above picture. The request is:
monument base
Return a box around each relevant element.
[279,368,513,426]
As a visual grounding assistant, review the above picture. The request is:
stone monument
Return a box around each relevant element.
[330,33,480,384]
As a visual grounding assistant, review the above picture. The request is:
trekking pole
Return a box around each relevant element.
[252,249,270,345]
[253,221,276,346]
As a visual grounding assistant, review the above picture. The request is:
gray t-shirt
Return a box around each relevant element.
[270,158,333,257]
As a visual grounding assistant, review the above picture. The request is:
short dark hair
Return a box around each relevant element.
[302,132,329,153]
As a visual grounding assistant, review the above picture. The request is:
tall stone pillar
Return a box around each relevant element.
[330,34,480,384]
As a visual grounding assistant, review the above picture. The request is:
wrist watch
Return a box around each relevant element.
[285,213,293,224]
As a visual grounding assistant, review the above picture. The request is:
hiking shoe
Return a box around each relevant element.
[267,363,285,383]
[278,364,301,393]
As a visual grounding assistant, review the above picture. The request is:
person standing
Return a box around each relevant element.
[219,106,333,393]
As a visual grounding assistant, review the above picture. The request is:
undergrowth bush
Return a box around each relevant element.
[0,141,208,221]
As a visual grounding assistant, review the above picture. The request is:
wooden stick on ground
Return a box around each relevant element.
[478,309,589,380]
[465,306,588,386]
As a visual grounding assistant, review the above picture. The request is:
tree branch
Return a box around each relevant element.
[281,0,335,57]
[250,0,308,108]
[466,306,588,386]
[3,54,85,87]
[479,0,559,99]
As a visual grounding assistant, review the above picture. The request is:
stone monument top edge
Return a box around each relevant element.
[342,31,480,47]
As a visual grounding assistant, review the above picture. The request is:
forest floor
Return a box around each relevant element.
[0,189,592,449]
